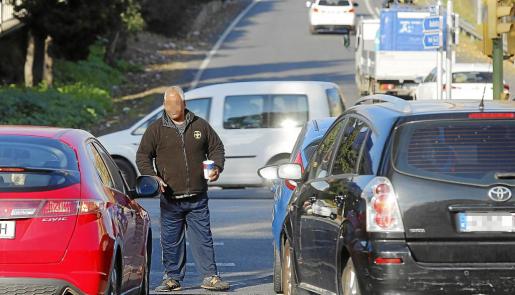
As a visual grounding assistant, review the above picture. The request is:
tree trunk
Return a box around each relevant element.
[32,32,45,85]
[42,35,53,86]
[105,30,120,66]
[24,31,35,87]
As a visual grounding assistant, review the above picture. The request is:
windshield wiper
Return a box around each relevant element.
[495,173,515,180]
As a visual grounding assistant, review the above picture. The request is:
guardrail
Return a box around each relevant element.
[459,18,482,41]
[0,1,22,35]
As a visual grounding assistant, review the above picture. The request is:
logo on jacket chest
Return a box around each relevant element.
[194,130,202,140]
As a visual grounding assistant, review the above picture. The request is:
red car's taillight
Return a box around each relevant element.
[285,152,304,191]
[362,177,404,232]
[0,199,105,219]
[40,200,79,217]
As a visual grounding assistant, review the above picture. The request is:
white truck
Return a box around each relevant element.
[355,7,442,98]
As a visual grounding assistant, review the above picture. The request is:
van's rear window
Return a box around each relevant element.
[393,120,515,184]
[0,136,79,191]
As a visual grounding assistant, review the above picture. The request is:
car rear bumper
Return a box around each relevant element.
[0,278,83,295]
[310,14,355,27]
[312,25,354,33]
[353,240,515,294]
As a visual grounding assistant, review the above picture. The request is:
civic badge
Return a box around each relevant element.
[194,131,202,140]
[488,186,512,202]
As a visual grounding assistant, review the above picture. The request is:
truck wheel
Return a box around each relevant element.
[309,25,316,34]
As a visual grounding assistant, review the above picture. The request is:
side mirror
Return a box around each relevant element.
[278,163,303,181]
[353,2,359,6]
[415,76,423,84]
[134,176,160,198]
[258,165,279,180]
[306,1,312,8]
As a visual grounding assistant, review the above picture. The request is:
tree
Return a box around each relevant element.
[11,0,144,86]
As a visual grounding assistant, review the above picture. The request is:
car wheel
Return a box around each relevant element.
[282,239,297,295]
[106,260,121,295]
[139,241,151,295]
[273,244,283,293]
[114,158,136,189]
[342,258,361,295]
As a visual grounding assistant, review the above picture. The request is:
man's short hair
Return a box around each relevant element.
[164,86,185,101]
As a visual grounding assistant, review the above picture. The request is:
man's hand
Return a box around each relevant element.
[154,176,168,193]
[208,168,220,182]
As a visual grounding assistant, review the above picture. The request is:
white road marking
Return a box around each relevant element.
[190,0,262,89]
[186,241,225,246]
[186,262,236,267]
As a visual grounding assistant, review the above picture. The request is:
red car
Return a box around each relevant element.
[0,126,157,295]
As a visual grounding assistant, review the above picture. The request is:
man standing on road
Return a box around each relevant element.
[136,86,230,292]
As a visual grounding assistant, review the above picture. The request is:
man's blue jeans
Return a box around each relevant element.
[160,192,218,281]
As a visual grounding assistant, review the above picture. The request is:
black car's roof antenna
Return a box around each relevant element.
[479,63,491,112]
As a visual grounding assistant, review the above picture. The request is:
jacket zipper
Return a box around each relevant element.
[179,132,191,195]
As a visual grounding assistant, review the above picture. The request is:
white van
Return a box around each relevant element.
[98,81,346,187]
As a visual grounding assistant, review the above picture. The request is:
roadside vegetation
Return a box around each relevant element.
[0,44,136,128]
[0,0,221,130]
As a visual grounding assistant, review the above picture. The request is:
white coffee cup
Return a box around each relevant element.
[203,160,215,180]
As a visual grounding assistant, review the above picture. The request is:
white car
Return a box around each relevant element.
[99,81,346,188]
[306,0,357,34]
[414,63,511,100]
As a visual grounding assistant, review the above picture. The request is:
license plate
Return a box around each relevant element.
[457,212,515,232]
[0,221,15,239]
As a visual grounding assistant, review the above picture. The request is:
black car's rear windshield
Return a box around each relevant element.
[393,120,515,185]
[0,135,79,191]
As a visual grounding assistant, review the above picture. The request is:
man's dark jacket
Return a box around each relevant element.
[136,110,225,197]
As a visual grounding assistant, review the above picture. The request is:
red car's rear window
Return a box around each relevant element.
[0,135,79,191]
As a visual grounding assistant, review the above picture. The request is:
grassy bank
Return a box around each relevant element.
[0,45,139,130]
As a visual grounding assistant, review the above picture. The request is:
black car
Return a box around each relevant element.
[277,96,515,295]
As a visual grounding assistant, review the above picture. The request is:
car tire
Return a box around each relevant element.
[273,244,283,293]
[139,239,151,295]
[342,258,361,295]
[282,239,297,295]
[114,158,136,189]
[309,25,316,34]
[106,260,121,295]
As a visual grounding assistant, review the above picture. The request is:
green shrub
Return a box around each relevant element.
[0,84,112,129]
[115,59,144,73]
[0,43,128,130]
[54,44,124,91]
